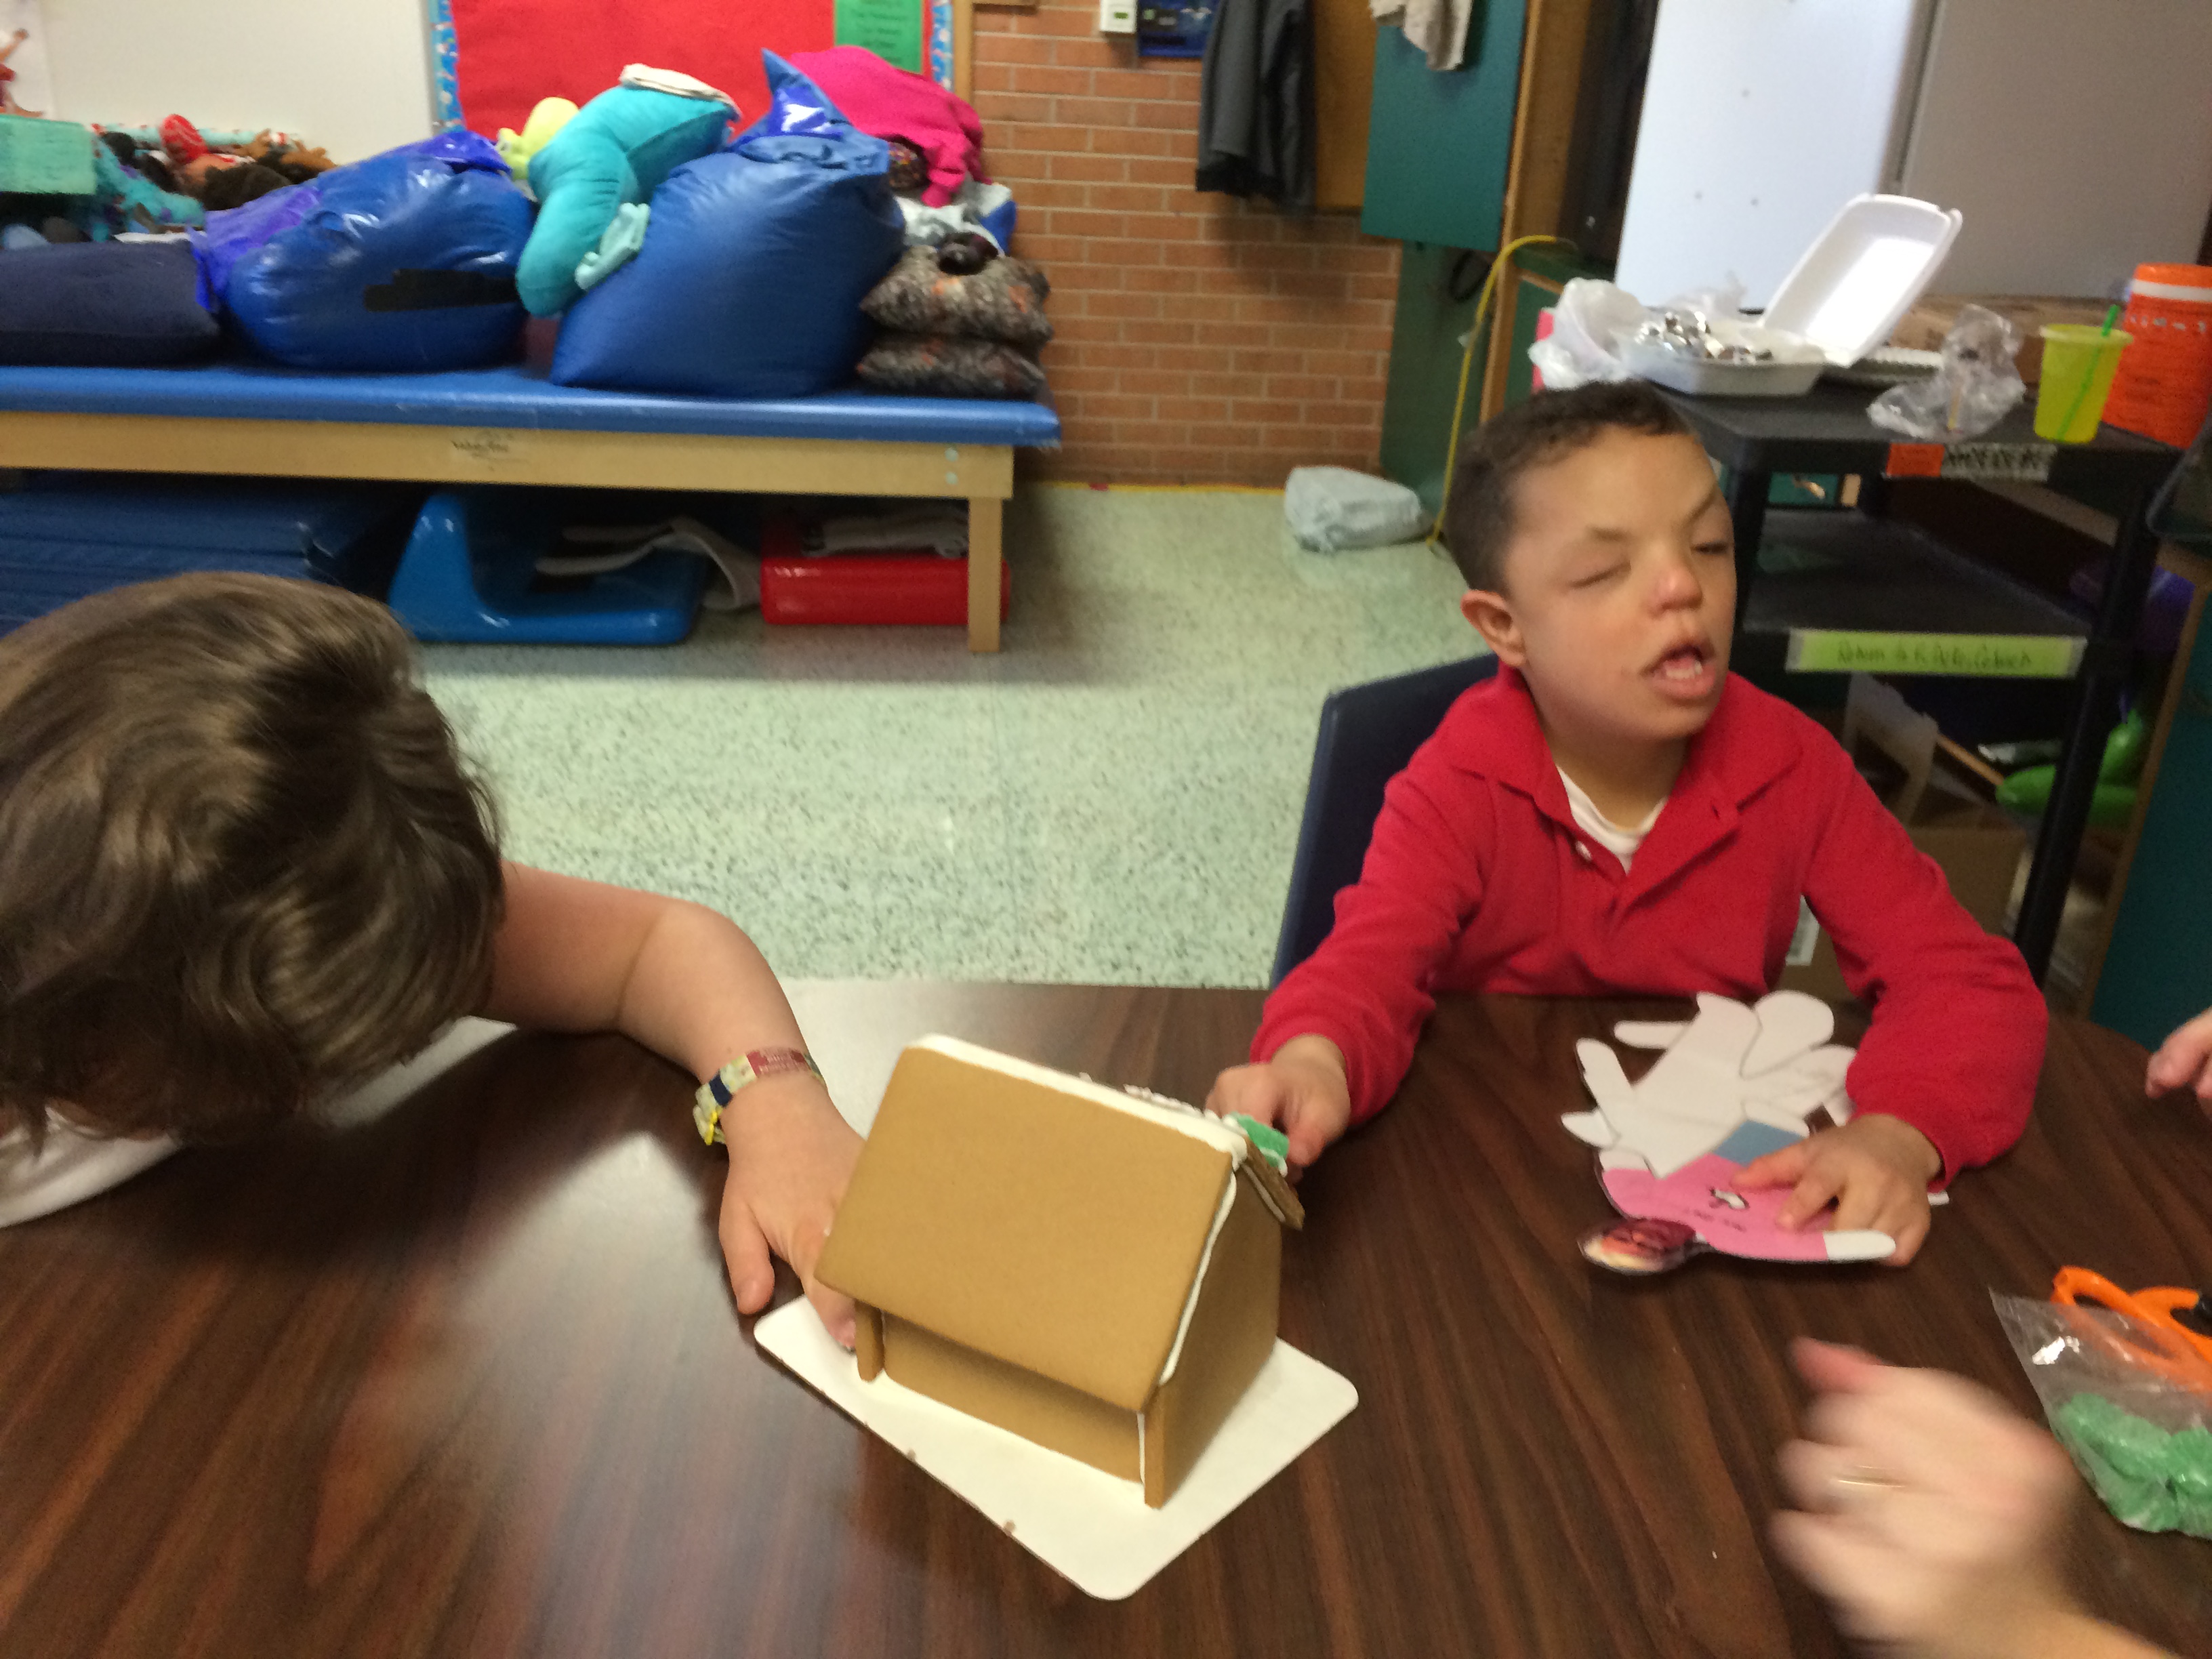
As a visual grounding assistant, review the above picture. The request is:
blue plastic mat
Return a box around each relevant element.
[0,361,1062,447]
[0,472,419,629]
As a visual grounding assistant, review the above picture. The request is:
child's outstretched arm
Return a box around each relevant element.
[2146,1006,2212,1109]
[481,863,860,1345]
[1207,1036,1352,1172]
[1744,736,2045,1261]
[1214,752,1492,1170]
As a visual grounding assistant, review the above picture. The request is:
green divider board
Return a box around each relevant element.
[1360,1,1525,249]
[1378,242,1489,517]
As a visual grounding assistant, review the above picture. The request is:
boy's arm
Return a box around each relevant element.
[1250,757,1492,1126]
[481,863,860,1345]
[1799,755,2047,1179]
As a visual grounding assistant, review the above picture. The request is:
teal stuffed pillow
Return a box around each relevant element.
[516,71,733,317]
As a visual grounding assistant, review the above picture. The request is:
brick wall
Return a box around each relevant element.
[970,1,1400,486]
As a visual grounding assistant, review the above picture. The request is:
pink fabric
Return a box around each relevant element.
[790,46,985,207]
[1253,668,2047,1181]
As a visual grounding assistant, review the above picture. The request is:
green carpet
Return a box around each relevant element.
[422,485,1477,987]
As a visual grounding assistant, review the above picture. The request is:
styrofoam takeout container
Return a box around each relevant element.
[1766,194,1964,368]
[1623,319,1827,398]
[1633,194,1963,398]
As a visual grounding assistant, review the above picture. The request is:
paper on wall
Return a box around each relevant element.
[0,1,52,117]
[755,1300,1358,1599]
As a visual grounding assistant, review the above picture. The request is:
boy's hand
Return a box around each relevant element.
[1773,1340,2095,1659]
[1732,1115,1940,1265]
[716,1077,863,1348]
[2146,1006,2212,1111]
[1206,1035,1353,1172]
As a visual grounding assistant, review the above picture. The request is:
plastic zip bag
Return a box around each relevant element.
[1992,1290,2212,1538]
[1868,304,2026,441]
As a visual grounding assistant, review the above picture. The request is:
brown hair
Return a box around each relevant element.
[1443,380,1698,592]
[0,573,504,1145]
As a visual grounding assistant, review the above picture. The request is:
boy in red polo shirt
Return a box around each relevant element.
[1210,381,2045,1263]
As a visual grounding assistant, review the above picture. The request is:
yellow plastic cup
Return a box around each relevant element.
[2034,325,2133,443]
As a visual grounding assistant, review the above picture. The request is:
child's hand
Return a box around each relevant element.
[1732,1115,1940,1265]
[2146,1006,2212,1111]
[1205,1035,1353,1172]
[716,1077,863,1348]
[1770,1340,2161,1659]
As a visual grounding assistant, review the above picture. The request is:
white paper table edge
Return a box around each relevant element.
[755,1300,1358,1600]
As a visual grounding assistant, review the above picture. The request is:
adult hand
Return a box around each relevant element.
[1774,1340,2165,1659]
[2145,1006,2212,1111]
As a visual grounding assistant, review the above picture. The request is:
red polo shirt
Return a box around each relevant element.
[1254,667,2045,1179]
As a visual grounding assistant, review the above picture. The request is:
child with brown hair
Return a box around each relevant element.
[0,572,861,1343]
[1210,380,2048,1261]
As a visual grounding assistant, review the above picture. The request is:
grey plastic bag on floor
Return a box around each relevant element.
[1284,466,1429,550]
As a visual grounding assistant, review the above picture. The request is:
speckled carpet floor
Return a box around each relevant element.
[422,485,1477,987]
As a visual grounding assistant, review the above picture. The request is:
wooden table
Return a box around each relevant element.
[5,985,2209,1658]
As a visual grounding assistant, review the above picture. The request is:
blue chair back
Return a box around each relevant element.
[1271,653,1498,985]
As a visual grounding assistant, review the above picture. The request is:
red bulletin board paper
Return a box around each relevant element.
[446,0,837,142]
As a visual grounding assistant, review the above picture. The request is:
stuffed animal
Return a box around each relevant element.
[494,97,579,188]
[87,134,205,236]
[514,66,735,317]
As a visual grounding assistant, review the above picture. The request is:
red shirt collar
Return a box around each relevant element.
[1439,662,1806,852]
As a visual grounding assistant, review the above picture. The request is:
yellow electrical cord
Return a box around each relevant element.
[1427,234,1578,554]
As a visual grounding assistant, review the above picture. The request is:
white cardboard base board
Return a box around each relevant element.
[754,1300,1358,1599]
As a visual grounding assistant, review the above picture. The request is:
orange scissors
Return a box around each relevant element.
[2050,1267,2212,1385]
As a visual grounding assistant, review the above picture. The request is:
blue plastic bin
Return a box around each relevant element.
[0,472,418,631]
[386,489,708,644]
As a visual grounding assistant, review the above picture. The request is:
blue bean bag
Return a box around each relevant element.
[199,133,532,372]
[552,56,905,399]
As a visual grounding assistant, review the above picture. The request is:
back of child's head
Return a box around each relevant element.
[1443,380,1698,592]
[0,573,503,1145]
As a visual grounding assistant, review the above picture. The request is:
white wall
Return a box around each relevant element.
[1898,0,2212,298]
[37,0,434,161]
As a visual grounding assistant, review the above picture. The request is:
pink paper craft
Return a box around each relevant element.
[1601,1151,1893,1265]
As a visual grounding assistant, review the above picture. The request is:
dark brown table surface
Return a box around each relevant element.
[4,985,2209,1658]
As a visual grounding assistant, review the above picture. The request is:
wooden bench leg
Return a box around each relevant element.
[967,494,1004,653]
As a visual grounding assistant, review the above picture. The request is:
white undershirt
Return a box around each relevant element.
[1558,767,1666,872]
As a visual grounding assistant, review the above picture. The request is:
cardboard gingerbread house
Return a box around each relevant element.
[815,1036,1304,1508]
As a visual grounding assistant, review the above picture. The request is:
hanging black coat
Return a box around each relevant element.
[1195,0,1315,212]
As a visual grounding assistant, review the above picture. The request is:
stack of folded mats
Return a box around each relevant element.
[857,243,1052,399]
[0,472,417,630]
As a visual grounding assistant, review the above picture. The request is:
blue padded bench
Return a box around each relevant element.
[0,361,1062,651]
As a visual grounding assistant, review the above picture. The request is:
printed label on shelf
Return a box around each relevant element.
[1785,631,2085,678]
[1884,443,1945,478]
[1883,441,2055,483]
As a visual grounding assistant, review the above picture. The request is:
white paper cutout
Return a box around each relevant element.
[1566,991,1857,1177]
